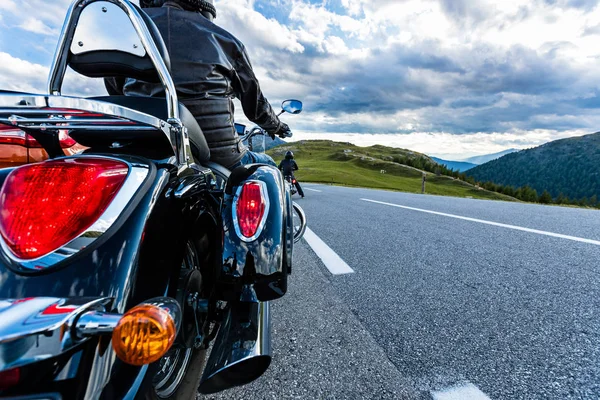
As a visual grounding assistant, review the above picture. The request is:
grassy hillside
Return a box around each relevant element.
[467,132,600,202]
[268,140,515,201]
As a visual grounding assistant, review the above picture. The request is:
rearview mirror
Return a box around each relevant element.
[281,100,303,115]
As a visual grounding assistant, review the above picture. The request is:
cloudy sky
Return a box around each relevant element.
[2,0,600,158]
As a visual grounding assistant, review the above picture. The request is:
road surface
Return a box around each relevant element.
[209,184,600,399]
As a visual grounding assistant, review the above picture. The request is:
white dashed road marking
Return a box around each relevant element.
[362,198,600,246]
[431,383,492,400]
[303,227,354,275]
[305,188,322,192]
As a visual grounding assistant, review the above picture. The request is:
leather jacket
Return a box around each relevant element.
[278,159,298,177]
[104,2,286,168]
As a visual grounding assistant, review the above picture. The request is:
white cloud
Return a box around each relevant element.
[18,17,58,35]
[219,0,305,53]
[0,52,48,92]
[0,52,104,96]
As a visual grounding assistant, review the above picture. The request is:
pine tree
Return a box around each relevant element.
[539,190,552,204]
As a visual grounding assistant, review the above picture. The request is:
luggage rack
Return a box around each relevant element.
[0,93,167,133]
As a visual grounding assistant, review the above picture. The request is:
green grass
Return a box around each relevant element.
[268,140,516,202]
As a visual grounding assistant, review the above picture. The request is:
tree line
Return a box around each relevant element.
[393,154,600,208]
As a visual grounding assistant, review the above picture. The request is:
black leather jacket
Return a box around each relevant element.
[104,2,286,168]
[278,159,298,177]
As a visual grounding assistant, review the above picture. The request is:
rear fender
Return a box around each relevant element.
[220,164,290,302]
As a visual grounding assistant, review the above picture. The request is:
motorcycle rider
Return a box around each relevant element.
[279,151,304,198]
[104,0,288,169]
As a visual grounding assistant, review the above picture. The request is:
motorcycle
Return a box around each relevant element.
[0,0,306,399]
[285,176,299,196]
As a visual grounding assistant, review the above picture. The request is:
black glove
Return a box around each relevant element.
[277,123,292,138]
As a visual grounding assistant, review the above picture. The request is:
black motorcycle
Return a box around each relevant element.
[285,175,299,196]
[0,0,306,399]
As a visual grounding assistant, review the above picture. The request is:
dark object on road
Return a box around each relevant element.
[279,152,305,198]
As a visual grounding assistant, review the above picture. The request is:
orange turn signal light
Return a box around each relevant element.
[111,304,176,366]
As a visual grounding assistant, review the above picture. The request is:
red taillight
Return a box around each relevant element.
[0,125,77,149]
[0,158,129,260]
[0,125,26,146]
[0,367,20,391]
[235,182,267,239]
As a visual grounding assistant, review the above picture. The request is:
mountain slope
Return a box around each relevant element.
[462,148,519,165]
[266,140,515,201]
[431,157,478,172]
[467,133,600,200]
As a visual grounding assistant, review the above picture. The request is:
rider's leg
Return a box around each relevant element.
[294,180,305,197]
[230,150,277,168]
[248,151,277,167]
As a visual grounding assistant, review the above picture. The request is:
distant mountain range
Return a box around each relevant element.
[467,133,600,200]
[430,157,477,172]
[430,148,519,172]
[461,149,519,165]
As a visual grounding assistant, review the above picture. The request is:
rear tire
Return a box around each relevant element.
[145,239,209,400]
[145,348,207,400]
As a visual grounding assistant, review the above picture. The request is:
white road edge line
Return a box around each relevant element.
[431,383,492,400]
[303,227,354,275]
[305,188,322,192]
[362,198,600,246]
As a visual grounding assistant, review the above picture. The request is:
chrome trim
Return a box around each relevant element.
[20,124,156,131]
[0,297,111,372]
[75,311,122,337]
[3,118,134,124]
[232,180,271,243]
[47,95,163,128]
[47,0,179,122]
[0,95,47,108]
[71,2,146,58]
[199,302,271,394]
[0,155,150,270]
[0,95,164,129]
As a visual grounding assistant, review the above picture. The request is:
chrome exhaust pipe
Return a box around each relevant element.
[198,301,271,394]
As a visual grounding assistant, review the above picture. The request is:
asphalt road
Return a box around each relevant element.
[209,184,600,399]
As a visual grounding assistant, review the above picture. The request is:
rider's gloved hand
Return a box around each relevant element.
[277,122,293,138]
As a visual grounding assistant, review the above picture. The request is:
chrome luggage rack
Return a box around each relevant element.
[0,93,168,133]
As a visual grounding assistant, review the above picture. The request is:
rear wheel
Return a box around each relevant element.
[146,240,208,400]
[292,202,306,243]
